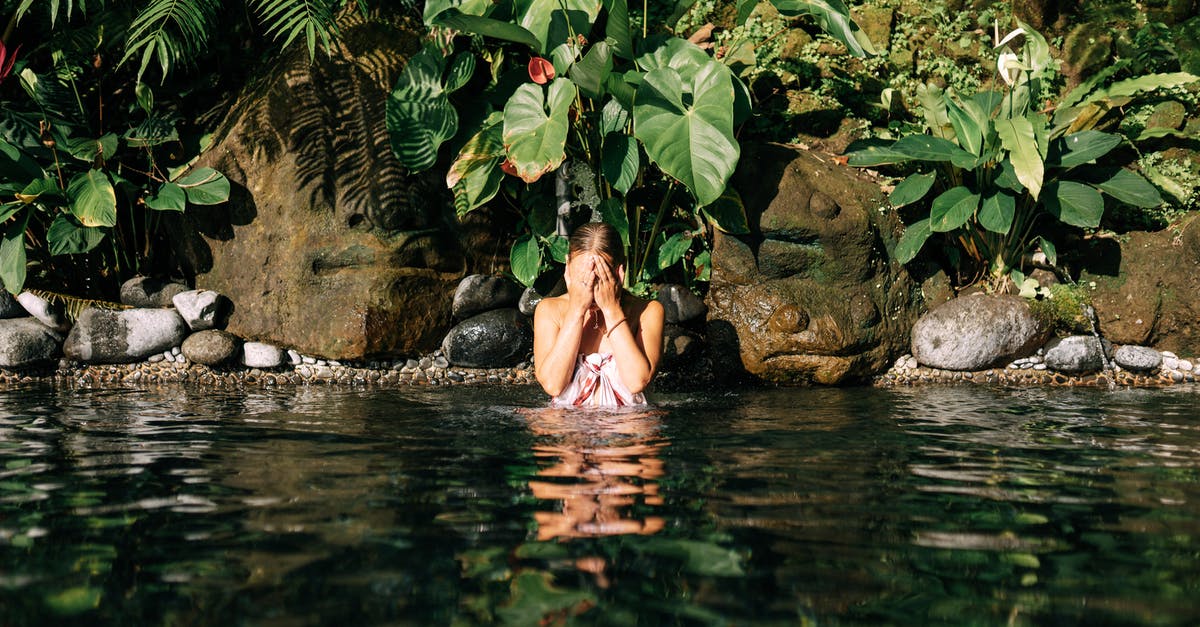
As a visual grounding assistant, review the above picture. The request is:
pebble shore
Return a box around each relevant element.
[878,351,1200,387]
[0,351,536,388]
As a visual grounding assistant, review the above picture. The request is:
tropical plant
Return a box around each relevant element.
[388,0,874,292]
[0,0,418,295]
[846,21,1193,294]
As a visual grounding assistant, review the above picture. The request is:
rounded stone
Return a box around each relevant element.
[16,292,70,333]
[64,308,189,364]
[0,318,62,367]
[912,294,1047,371]
[182,330,241,366]
[242,342,285,368]
[1043,336,1106,374]
[442,308,533,368]
[452,275,524,320]
[120,277,189,308]
[656,284,707,324]
[172,289,233,331]
[1112,345,1162,372]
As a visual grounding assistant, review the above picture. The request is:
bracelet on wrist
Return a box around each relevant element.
[606,318,628,337]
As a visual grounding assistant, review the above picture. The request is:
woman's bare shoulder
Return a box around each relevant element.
[535,294,569,318]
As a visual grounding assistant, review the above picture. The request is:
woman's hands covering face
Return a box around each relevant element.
[566,254,596,315]
[591,255,622,317]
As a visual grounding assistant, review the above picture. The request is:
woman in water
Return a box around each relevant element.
[534,222,665,407]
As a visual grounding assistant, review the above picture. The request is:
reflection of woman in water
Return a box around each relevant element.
[533,222,665,407]
[523,407,667,542]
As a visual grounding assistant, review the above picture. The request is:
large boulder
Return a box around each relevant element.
[64,308,189,364]
[452,275,523,319]
[706,144,925,384]
[442,308,533,368]
[0,318,62,367]
[912,294,1048,371]
[1080,214,1200,356]
[172,289,233,331]
[179,13,510,360]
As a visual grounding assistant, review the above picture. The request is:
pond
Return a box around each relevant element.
[1,383,1198,625]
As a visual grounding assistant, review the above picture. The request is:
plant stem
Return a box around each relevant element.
[635,181,675,282]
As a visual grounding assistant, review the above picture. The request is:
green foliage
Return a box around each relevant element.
[390,0,872,289]
[1027,282,1095,335]
[848,21,1185,292]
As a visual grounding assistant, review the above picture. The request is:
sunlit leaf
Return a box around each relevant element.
[175,168,230,205]
[510,233,542,287]
[929,186,977,232]
[979,189,1016,234]
[67,170,117,227]
[996,117,1043,200]
[144,182,186,212]
[503,78,576,183]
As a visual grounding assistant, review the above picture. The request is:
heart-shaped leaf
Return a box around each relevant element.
[503,78,577,183]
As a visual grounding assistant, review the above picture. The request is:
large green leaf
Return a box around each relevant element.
[1099,72,1198,99]
[144,181,186,212]
[996,117,1044,200]
[634,62,738,206]
[600,98,630,135]
[598,197,630,247]
[517,0,602,55]
[929,186,978,232]
[771,0,876,57]
[67,170,117,228]
[601,132,638,194]
[1043,180,1104,228]
[47,214,106,256]
[510,233,543,287]
[894,218,931,264]
[445,52,476,93]
[503,78,576,183]
[994,158,1023,192]
[66,133,119,163]
[658,231,693,270]
[447,121,506,216]
[845,144,912,167]
[1049,131,1121,169]
[888,172,936,207]
[16,177,66,205]
[601,0,633,58]
[423,0,494,23]
[0,208,30,294]
[569,39,613,98]
[387,47,458,172]
[1084,167,1163,208]
[637,37,712,80]
[436,11,543,49]
[701,188,750,234]
[176,168,230,205]
[979,190,1016,234]
[943,93,983,156]
[892,135,977,168]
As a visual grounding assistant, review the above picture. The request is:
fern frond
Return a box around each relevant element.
[250,0,342,61]
[121,0,219,83]
[16,0,108,28]
[25,289,130,323]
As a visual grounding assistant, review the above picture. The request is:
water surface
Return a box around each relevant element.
[1,383,1198,625]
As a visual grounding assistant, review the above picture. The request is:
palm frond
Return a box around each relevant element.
[250,0,343,61]
[25,288,130,323]
[121,0,219,83]
[16,0,108,28]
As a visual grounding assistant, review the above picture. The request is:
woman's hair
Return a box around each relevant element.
[569,222,625,267]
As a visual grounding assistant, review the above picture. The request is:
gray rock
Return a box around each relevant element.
[182,330,241,366]
[16,292,70,333]
[657,284,707,323]
[911,294,1047,371]
[287,349,302,365]
[242,342,284,368]
[1043,336,1107,373]
[660,323,704,370]
[519,287,545,317]
[120,277,189,308]
[0,318,62,367]
[172,290,232,331]
[442,308,533,368]
[63,308,189,364]
[0,290,25,319]
[1113,345,1162,372]
[452,275,524,319]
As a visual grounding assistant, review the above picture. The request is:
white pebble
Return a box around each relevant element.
[287,350,302,365]
[171,346,182,356]
[1179,360,1193,371]
[1033,364,1047,370]
[1162,351,1177,359]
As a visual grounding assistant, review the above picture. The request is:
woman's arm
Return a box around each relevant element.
[593,260,664,394]
[534,258,596,397]
[533,299,586,397]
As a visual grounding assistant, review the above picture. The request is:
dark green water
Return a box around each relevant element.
[1,383,1198,625]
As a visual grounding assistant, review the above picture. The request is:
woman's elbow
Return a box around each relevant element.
[536,374,565,397]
